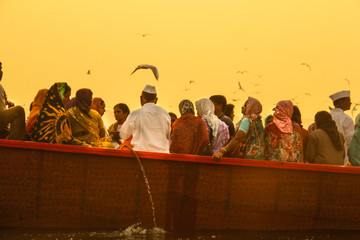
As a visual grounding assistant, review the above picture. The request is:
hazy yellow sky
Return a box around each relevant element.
[1,0,360,127]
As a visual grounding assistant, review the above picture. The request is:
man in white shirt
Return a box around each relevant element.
[120,85,171,153]
[0,61,27,140]
[329,90,354,165]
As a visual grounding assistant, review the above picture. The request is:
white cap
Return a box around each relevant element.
[143,85,157,94]
[329,90,350,102]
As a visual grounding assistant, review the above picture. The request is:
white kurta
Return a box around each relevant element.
[330,108,354,165]
[120,102,171,153]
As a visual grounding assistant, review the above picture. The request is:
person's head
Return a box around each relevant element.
[195,98,215,118]
[91,97,106,116]
[224,104,235,121]
[314,111,343,151]
[113,103,130,123]
[0,62,3,81]
[58,83,71,107]
[291,105,303,128]
[75,88,93,115]
[265,115,273,126]
[168,112,178,126]
[242,97,262,118]
[330,90,351,111]
[178,99,195,116]
[140,85,157,106]
[210,95,227,117]
[273,100,293,120]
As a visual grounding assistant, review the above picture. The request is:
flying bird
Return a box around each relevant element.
[236,70,248,74]
[87,70,91,75]
[300,63,311,70]
[352,103,359,117]
[304,92,311,96]
[189,80,195,84]
[137,33,151,37]
[238,81,245,92]
[344,78,350,86]
[130,64,159,80]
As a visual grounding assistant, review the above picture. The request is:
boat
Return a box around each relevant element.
[1,139,360,231]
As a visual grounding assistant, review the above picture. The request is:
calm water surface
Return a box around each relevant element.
[1,226,360,240]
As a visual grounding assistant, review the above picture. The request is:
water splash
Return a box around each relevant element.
[120,145,157,228]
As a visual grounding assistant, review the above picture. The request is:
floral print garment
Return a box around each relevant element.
[264,121,303,162]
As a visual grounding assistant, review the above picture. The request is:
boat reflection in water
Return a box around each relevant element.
[1,139,360,238]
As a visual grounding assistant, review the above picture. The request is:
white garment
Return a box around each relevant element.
[0,84,6,111]
[330,108,354,165]
[120,102,171,153]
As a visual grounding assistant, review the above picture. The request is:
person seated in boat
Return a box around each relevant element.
[108,103,130,145]
[120,84,171,153]
[91,97,106,117]
[0,61,27,140]
[264,100,303,162]
[224,103,235,121]
[210,95,235,138]
[213,97,264,161]
[348,115,360,166]
[292,105,310,152]
[264,115,273,127]
[170,99,210,155]
[67,88,114,148]
[26,89,48,134]
[195,98,229,154]
[305,111,345,165]
[31,82,88,146]
[65,97,76,110]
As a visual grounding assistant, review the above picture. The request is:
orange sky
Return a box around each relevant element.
[1,0,360,127]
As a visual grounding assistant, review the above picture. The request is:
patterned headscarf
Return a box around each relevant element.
[179,99,195,115]
[75,89,93,116]
[195,98,219,141]
[244,97,262,120]
[91,97,103,115]
[58,82,67,100]
[31,82,73,144]
[273,100,294,133]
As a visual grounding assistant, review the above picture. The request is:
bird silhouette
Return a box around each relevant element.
[352,103,359,117]
[236,70,248,74]
[136,33,151,37]
[344,78,350,86]
[304,92,311,96]
[300,63,311,70]
[238,81,245,92]
[87,70,91,75]
[189,80,195,84]
[130,64,159,80]
[231,98,241,102]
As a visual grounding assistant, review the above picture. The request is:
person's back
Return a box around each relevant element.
[120,85,171,153]
[305,128,344,165]
[170,100,210,154]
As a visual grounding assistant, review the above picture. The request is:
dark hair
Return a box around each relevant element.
[168,112,177,121]
[291,106,303,128]
[65,84,71,93]
[142,91,157,101]
[224,104,234,118]
[210,95,227,112]
[315,111,343,151]
[114,103,130,115]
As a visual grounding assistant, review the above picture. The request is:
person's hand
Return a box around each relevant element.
[212,151,224,162]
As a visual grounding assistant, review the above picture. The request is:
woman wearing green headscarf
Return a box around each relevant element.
[348,116,360,166]
[31,82,87,145]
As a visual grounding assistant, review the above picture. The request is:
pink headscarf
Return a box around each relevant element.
[244,97,262,120]
[273,100,293,133]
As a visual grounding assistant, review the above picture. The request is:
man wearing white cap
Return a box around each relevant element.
[329,90,354,165]
[120,85,171,153]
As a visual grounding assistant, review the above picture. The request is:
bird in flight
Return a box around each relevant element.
[130,64,159,80]
[344,78,350,86]
[304,92,311,96]
[236,70,248,74]
[238,81,245,92]
[300,63,311,70]
[137,33,151,37]
[352,103,359,117]
[87,70,91,75]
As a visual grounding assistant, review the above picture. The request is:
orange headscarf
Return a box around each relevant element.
[26,89,48,134]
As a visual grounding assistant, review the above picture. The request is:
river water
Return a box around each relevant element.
[1,225,359,240]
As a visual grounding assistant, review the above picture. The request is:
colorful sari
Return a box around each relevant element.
[31,83,73,144]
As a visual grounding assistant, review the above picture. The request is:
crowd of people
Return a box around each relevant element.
[1,61,359,166]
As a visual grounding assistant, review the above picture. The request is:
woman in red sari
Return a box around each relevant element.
[170,99,210,155]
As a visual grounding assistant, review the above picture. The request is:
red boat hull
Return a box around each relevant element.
[0,139,360,231]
